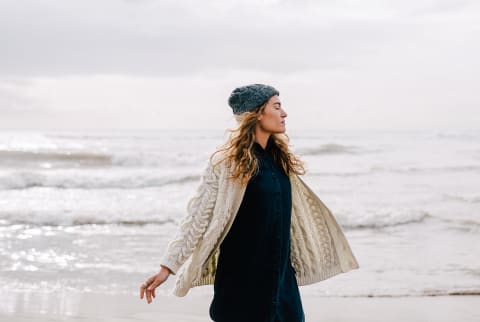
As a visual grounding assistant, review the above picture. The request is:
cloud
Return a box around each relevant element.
[2,0,478,77]
[0,1,479,130]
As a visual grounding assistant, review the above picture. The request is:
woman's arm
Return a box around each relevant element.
[158,158,219,275]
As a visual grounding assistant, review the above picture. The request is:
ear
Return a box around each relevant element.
[257,114,263,121]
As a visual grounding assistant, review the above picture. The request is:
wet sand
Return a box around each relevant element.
[1,290,479,322]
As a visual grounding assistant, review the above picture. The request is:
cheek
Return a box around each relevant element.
[261,115,277,128]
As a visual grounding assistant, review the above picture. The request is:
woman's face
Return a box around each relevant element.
[257,95,288,134]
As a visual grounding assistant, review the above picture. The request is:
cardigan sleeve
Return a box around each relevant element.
[158,158,219,275]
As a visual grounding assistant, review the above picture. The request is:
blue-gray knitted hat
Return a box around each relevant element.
[228,84,279,115]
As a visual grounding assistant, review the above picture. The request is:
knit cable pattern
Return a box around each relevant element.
[159,159,219,275]
[289,175,338,282]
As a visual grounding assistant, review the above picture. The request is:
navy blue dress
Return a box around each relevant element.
[209,136,305,322]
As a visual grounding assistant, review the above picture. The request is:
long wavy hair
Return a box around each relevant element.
[210,102,306,186]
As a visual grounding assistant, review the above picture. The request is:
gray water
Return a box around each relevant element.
[0,128,479,299]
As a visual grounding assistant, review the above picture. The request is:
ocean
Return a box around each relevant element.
[0,128,478,302]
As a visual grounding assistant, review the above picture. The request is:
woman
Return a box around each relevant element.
[139,84,359,322]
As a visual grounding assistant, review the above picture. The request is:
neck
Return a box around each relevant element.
[255,127,271,150]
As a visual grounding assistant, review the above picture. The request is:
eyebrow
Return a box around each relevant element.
[273,102,281,106]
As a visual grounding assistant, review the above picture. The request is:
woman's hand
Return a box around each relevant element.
[139,265,172,303]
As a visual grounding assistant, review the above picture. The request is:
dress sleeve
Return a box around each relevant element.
[158,158,219,275]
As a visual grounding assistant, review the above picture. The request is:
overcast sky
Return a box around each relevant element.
[1,0,479,131]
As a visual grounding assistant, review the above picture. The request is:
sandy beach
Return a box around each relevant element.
[1,290,479,322]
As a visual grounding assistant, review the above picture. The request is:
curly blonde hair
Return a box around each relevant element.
[210,102,305,186]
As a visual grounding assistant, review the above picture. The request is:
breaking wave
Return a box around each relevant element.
[0,171,200,190]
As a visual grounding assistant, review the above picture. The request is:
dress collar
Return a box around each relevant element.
[252,136,275,154]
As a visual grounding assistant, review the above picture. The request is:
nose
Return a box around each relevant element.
[282,109,288,118]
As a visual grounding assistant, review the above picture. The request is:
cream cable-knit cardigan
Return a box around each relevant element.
[159,151,359,297]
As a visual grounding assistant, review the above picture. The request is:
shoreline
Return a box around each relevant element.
[1,291,479,322]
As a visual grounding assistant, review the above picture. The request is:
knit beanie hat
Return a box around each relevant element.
[228,84,280,115]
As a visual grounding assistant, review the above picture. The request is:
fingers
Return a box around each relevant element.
[140,281,149,299]
[139,275,155,301]
[140,284,145,299]
[140,274,165,304]
[146,278,163,303]
[146,287,152,303]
